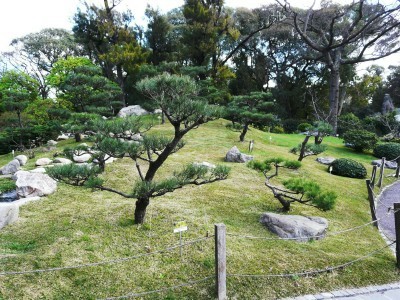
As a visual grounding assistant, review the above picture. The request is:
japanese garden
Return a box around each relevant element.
[1,0,400,299]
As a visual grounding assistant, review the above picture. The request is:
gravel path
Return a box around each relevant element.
[376,180,400,241]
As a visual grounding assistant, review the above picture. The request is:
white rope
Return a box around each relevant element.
[98,275,214,299]
[0,236,213,276]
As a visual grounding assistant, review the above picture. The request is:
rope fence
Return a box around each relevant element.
[227,242,395,279]
[0,235,213,276]
[99,275,215,300]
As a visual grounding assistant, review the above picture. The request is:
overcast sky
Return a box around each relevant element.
[1,0,399,74]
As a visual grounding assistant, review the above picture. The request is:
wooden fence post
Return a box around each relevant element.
[366,180,378,228]
[371,165,377,188]
[215,223,227,300]
[396,157,400,179]
[377,157,386,189]
[394,203,400,268]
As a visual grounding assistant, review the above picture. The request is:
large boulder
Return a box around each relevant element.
[14,171,57,198]
[225,146,253,163]
[316,157,336,165]
[53,158,73,165]
[15,155,28,166]
[73,153,92,163]
[35,158,52,166]
[117,105,148,117]
[0,203,19,230]
[260,213,328,242]
[47,140,58,146]
[371,159,398,170]
[0,159,20,175]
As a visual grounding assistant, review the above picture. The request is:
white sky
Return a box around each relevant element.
[1,0,399,75]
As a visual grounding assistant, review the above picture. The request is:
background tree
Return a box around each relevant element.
[2,28,80,99]
[73,0,148,105]
[279,0,400,133]
[48,58,123,115]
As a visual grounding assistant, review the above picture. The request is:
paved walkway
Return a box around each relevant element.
[283,181,400,300]
[376,180,400,241]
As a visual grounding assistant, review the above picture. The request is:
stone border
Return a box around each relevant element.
[281,281,400,299]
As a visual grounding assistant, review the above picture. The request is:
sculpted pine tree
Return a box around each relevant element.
[278,0,400,132]
[48,74,230,224]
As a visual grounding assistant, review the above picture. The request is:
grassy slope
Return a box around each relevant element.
[0,120,399,299]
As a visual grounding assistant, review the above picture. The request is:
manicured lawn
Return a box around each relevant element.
[0,120,398,299]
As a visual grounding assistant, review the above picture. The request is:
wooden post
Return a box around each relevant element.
[394,203,400,268]
[395,157,400,179]
[371,165,377,188]
[366,180,378,228]
[377,157,386,189]
[215,223,227,300]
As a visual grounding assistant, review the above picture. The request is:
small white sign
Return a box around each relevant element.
[174,221,188,233]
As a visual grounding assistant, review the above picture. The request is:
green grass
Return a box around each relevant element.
[0,120,399,299]
[0,178,16,193]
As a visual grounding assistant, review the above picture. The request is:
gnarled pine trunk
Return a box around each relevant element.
[134,197,150,224]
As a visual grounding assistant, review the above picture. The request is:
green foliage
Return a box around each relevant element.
[283,178,336,211]
[0,178,16,193]
[373,143,400,160]
[46,164,102,186]
[338,113,361,136]
[290,143,327,155]
[136,73,222,126]
[248,157,301,173]
[283,119,300,133]
[330,158,367,179]
[343,129,378,152]
[271,126,284,134]
[297,123,312,132]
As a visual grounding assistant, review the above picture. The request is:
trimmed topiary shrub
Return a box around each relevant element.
[297,123,312,132]
[343,129,378,152]
[330,158,367,179]
[373,143,400,160]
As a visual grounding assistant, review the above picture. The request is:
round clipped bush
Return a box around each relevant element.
[297,123,312,132]
[373,143,400,160]
[330,158,367,179]
[343,129,378,152]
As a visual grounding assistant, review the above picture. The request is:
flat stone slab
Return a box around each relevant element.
[316,157,336,165]
[260,213,328,242]
[35,158,52,166]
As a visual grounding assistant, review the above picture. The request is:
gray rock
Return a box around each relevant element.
[154,109,162,114]
[117,105,148,117]
[15,155,28,166]
[0,203,19,230]
[131,133,143,141]
[57,134,69,140]
[30,168,47,174]
[260,212,328,242]
[14,171,57,198]
[35,158,52,166]
[371,160,398,169]
[73,153,92,163]
[316,157,336,165]
[193,162,216,169]
[47,140,58,146]
[225,146,253,163]
[53,158,73,165]
[0,159,20,175]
